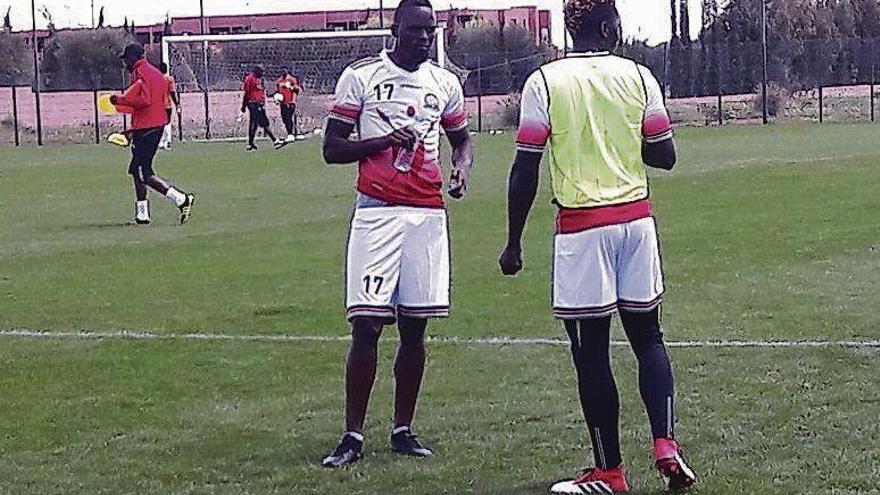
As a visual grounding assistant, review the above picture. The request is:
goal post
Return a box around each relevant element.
[161,25,451,141]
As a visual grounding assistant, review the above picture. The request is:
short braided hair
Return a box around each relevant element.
[565,0,617,37]
[394,0,434,25]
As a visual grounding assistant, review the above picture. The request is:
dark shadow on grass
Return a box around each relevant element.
[506,479,557,495]
[60,221,137,230]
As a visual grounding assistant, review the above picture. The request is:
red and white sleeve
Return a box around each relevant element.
[640,66,673,144]
[515,71,551,154]
[440,78,469,133]
[329,67,364,126]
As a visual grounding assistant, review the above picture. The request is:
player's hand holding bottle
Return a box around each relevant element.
[382,126,419,172]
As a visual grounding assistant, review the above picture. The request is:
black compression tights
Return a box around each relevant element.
[565,308,675,469]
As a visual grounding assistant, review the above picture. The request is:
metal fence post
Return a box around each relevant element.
[31,0,43,146]
[202,40,211,140]
[476,56,483,133]
[818,84,824,123]
[661,41,670,97]
[121,69,128,130]
[760,0,769,125]
[716,32,723,126]
[178,108,183,142]
[93,90,100,144]
[11,86,20,146]
[871,38,876,123]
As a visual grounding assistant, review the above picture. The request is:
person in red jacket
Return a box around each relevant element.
[241,65,282,151]
[110,43,195,225]
[275,68,301,142]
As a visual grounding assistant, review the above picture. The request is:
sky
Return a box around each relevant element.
[2,0,703,46]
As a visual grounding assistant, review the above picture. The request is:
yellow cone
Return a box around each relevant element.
[98,94,118,115]
[107,132,129,147]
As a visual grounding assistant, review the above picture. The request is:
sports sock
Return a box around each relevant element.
[621,309,676,440]
[136,200,150,220]
[160,124,171,148]
[165,187,187,207]
[567,318,623,469]
[344,431,364,442]
[391,425,411,435]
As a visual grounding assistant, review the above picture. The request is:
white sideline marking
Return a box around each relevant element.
[1,329,879,349]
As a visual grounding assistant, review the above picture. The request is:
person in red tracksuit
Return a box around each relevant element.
[241,65,282,151]
[275,68,302,142]
[110,43,195,225]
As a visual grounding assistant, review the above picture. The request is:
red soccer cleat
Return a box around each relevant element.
[654,438,697,491]
[550,465,630,494]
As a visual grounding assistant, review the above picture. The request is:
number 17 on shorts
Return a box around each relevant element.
[345,207,451,323]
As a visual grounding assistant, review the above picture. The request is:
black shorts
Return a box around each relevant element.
[247,102,270,128]
[128,127,163,180]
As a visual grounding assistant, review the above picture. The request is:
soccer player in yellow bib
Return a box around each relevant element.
[499,1,697,493]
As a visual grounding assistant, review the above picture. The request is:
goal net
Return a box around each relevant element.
[162,27,462,141]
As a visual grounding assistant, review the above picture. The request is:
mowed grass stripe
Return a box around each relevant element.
[1,338,877,495]
[1,123,878,340]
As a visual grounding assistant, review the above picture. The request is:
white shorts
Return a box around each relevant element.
[345,206,450,322]
[553,217,665,319]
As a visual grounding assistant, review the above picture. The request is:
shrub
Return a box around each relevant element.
[752,82,790,118]
[0,32,31,86]
[496,93,521,128]
[40,28,133,91]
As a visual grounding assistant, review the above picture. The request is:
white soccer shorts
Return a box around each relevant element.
[345,206,450,322]
[553,217,665,319]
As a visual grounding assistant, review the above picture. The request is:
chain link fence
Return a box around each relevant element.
[2,33,878,146]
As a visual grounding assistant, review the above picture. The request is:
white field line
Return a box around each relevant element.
[1,329,879,349]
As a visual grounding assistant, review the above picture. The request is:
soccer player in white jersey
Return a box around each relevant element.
[499,1,697,492]
[320,0,474,468]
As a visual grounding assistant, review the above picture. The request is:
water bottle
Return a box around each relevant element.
[393,140,420,173]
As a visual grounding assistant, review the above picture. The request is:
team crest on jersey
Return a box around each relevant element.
[424,93,440,112]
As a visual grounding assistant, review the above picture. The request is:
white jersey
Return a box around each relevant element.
[329,50,468,208]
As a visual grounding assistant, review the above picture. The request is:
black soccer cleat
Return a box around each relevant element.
[321,432,364,468]
[135,218,151,225]
[178,193,195,225]
[246,144,258,151]
[390,426,434,458]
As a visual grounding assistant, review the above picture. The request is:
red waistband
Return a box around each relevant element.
[556,199,652,234]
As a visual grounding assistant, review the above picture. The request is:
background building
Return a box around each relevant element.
[21,6,553,50]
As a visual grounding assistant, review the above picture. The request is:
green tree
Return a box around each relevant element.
[447,22,553,95]
[40,28,133,91]
[0,32,31,86]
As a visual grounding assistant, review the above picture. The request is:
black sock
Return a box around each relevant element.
[621,309,675,440]
[566,318,622,469]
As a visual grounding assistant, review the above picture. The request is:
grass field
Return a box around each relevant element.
[1,123,879,494]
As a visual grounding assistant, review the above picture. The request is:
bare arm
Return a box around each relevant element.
[499,151,542,275]
[642,138,677,170]
[322,118,416,165]
[445,127,475,199]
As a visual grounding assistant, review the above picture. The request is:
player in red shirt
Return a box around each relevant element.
[275,68,301,143]
[110,43,195,225]
[158,62,180,151]
[241,66,282,151]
